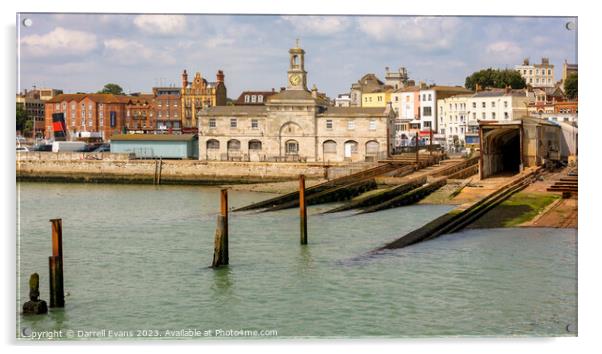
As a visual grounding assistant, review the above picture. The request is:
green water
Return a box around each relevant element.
[16,182,577,339]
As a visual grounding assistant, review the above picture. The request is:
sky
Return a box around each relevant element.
[17,14,577,99]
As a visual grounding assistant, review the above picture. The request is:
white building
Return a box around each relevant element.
[515,57,555,88]
[419,86,472,144]
[437,88,534,149]
[334,93,351,107]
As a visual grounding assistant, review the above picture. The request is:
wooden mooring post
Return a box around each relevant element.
[299,174,308,245]
[211,189,229,267]
[415,132,420,166]
[48,218,64,308]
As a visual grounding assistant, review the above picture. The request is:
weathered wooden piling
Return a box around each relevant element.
[48,218,64,308]
[23,273,48,315]
[212,189,229,267]
[299,174,308,245]
[415,132,420,165]
[157,157,163,185]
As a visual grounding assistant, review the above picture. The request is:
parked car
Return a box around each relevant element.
[77,143,103,152]
[32,143,53,151]
[16,146,29,152]
[93,144,110,152]
[52,141,86,152]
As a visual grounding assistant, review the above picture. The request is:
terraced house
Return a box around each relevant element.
[198,44,396,162]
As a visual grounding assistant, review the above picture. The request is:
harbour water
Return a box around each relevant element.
[17,182,577,338]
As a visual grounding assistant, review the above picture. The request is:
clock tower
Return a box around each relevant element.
[287,39,307,91]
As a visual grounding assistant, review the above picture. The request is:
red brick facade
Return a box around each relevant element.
[45,93,129,140]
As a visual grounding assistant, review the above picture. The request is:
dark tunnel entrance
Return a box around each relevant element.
[481,126,522,179]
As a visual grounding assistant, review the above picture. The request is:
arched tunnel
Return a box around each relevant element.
[481,126,522,179]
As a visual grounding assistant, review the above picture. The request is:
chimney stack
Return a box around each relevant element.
[216,70,224,83]
[505,85,511,94]
[181,69,188,89]
[311,84,318,99]
[475,83,481,92]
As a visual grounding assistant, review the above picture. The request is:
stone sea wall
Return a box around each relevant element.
[16,153,331,185]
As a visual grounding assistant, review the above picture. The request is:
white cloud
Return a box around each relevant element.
[103,38,175,66]
[356,17,461,51]
[485,41,522,63]
[281,16,350,35]
[20,26,97,57]
[133,15,187,35]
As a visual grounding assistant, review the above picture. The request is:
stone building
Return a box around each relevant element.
[197,43,396,163]
[515,58,555,88]
[180,69,227,130]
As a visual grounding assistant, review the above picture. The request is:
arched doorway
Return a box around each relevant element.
[365,140,379,159]
[279,122,303,159]
[344,140,358,159]
[323,140,337,161]
[248,139,263,162]
[227,139,241,160]
[206,139,220,160]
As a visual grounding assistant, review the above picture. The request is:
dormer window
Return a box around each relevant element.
[244,95,250,103]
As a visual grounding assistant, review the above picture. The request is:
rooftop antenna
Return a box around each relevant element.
[296,38,300,47]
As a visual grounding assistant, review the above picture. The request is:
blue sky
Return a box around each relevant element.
[17,14,577,99]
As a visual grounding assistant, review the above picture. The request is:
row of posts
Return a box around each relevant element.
[25,177,307,313]
[211,174,308,268]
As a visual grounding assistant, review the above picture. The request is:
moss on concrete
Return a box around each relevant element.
[467,192,560,229]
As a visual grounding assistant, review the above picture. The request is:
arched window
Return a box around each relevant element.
[206,139,220,150]
[248,140,262,151]
[323,140,337,154]
[285,139,299,155]
[227,139,241,150]
[366,141,380,155]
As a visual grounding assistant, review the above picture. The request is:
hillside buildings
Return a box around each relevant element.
[197,43,395,162]
[515,58,555,88]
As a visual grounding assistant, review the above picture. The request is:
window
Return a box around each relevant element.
[209,118,216,128]
[422,94,426,101]
[55,103,60,110]
[428,94,432,101]
[482,102,486,108]
[251,95,257,103]
[251,119,258,129]
[491,101,495,108]
[285,140,299,154]
[472,102,476,108]
[504,101,508,108]
[207,139,220,150]
[323,140,337,153]
[473,112,476,119]
[347,120,355,130]
[423,107,432,116]
[230,118,237,128]
[258,95,263,103]
[369,120,376,130]
[482,112,486,119]
[377,96,382,102]
[227,139,241,150]
[326,119,333,129]
[492,112,496,120]
[423,121,432,128]
[504,112,509,119]
[248,140,262,150]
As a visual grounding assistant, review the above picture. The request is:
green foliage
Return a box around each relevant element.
[16,103,31,133]
[465,68,526,91]
[97,83,124,95]
[564,73,578,99]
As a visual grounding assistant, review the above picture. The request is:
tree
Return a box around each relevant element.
[465,68,526,91]
[16,103,31,134]
[97,83,124,95]
[564,73,578,99]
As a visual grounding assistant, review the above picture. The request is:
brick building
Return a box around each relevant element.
[125,94,155,133]
[153,87,182,132]
[45,93,129,141]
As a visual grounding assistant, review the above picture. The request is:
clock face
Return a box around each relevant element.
[289,74,301,86]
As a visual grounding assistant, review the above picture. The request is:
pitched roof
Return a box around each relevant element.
[234,91,277,105]
[267,89,316,101]
[46,93,132,104]
[426,86,473,93]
